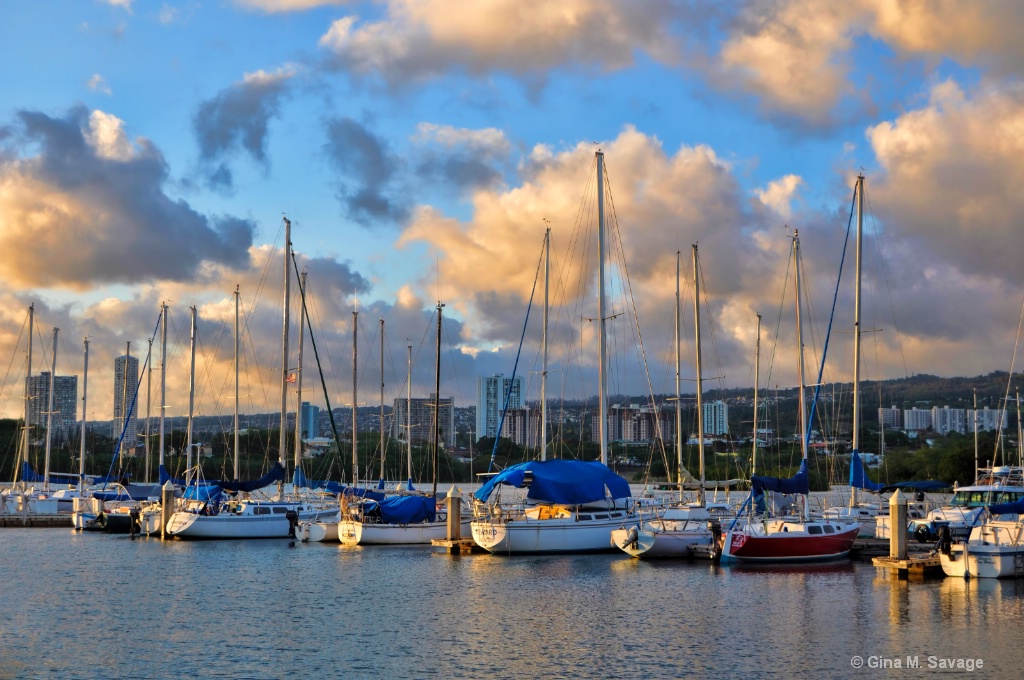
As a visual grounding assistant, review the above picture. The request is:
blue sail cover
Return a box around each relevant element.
[21,462,119,486]
[752,459,809,496]
[474,460,632,505]
[988,497,1024,515]
[159,462,285,492]
[849,450,885,492]
[183,485,223,502]
[366,495,436,524]
[324,482,386,500]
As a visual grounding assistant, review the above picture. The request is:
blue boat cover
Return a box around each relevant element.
[849,450,885,492]
[21,462,119,486]
[988,497,1024,515]
[752,459,809,496]
[363,495,436,524]
[473,460,631,505]
[159,462,285,492]
[183,485,223,502]
[878,480,948,493]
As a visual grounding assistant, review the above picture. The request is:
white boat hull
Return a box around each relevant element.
[940,544,1024,579]
[298,520,340,543]
[339,519,472,545]
[611,522,714,558]
[472,511,633,554]
[167,505,337,540]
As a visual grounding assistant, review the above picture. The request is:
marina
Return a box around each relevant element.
[0,526,1018,678]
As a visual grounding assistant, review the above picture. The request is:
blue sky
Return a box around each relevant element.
[2,0,1023,420]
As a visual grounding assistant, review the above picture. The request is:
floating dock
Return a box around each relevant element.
[871,554,943,579]
[431,538,485,555]
[0,514,73,528]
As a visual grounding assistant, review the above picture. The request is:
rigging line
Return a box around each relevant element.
[863,184,910,378]
[487,235,545,473]
[0,317,26,419]
[603,168,671,469]
[803,183,856,453]
[290,250,348,482]
[993,294,1024,464]
[99,311,163,490]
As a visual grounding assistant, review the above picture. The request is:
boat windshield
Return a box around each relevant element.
[950,491,991,508]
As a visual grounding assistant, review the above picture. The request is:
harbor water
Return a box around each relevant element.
[0,527,1018,678]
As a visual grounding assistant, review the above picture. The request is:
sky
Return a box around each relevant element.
[2,0,1024,425]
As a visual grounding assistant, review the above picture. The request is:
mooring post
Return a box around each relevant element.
[891,489,907,560]
[160,480,175,540]
[447,486,462,541]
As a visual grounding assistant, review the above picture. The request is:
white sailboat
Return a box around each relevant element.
[612,245,713,558]
[167,218,336,540]
[339,302,470,545]
[471,151,636,555]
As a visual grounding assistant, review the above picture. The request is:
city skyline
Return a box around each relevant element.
[2,2,1024,424]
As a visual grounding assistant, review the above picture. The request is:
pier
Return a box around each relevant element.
[0,514,72,528]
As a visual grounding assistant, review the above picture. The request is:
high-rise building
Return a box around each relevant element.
[702,400,730,436]
[113,353,139,456]
[591,404,674,444]
[26,372,78,444]
[878,405,901,429]
[903,409,933,432]
[476,374,522,439]
[392,394,456,448]
[300,401,321,438]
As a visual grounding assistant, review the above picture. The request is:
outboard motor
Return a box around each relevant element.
[285,510,299,538]
[129,507,140,540]
[937,525,953,556]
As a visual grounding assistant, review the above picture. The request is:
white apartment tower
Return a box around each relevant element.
[476,374,522,440]
[113,353,139,456]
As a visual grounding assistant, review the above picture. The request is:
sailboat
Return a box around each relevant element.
[339,302,471,545]
[612,245,714,558]
[471,151,636,555]
[719,229,860,563]
[167,218,337,540]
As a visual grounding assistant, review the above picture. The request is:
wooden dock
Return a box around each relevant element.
[0,514,73,528]
[431,538,485,555]
[851,538,933,559]
[871,554,943,579]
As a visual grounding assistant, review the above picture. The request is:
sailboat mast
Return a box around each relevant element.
[379,319,385,480]
[794,232,809,521]
[1017,388,1022,469]
[295,273,306,475]
[541,227,549,461]
[851,174,864,507]
[43,327,58,492]
[279,217,291,473]
[79,337,88,494]
[186,309,196,480]
[974,389,979,480]
[120,341,131,471]
[234,286,240,481]
[19,304,33,490]
[675,251,683,490]
[407,343,413,481]
[596,151,609,466]
[752,313,761,476]
[433,302,444,500]
[693,245,706,507]
[145,338,152,483]
[159,303,167,471]
[352,310,358,487]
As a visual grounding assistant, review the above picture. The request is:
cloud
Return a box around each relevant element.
[318,0,683,87]
[755,174,802,219]
[86,74,112,95]
[866,80,1024,289]
[193,67,295,189]
[233,0,347,12]
[0,106,254,290]
[323,117,410,225]
[412,123,511,193]
[103,0,133,11]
